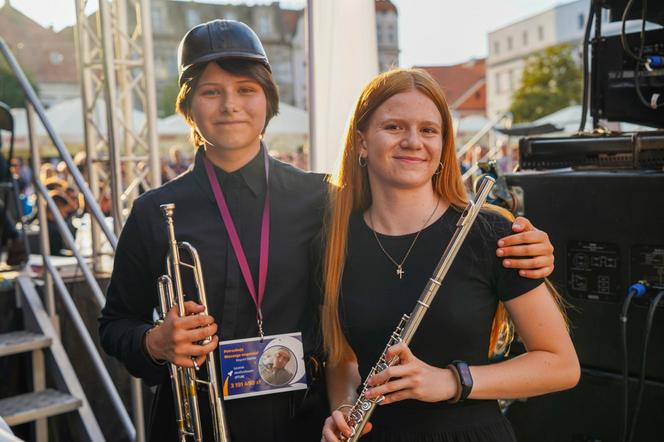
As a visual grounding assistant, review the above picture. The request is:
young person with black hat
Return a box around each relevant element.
[99,20,557,441]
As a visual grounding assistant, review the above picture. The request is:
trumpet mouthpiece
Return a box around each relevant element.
[160,203,176,218]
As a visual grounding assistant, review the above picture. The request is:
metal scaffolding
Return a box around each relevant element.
[73,1,161,440]
[73,0,160,250]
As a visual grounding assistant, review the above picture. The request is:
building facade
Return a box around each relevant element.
[375,0,400,72]
[2,0,397,112]
[0,3,79,107]
[150,0,399,112]
[486,0,607,117]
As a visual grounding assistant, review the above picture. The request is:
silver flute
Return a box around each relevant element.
[156,203,231,442]
[342,176,496,441]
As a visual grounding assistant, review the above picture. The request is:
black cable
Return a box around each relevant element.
[633,0,663,110]
[627,290,664,442]
[621,0,640,61]
[620,287,637,442]
[579,1,596,133]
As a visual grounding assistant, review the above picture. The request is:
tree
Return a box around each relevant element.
[509,43,582,123]
[158,77,180,117]
[0,61,39,109]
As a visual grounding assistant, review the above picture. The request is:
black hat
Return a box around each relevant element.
[177,19,271,86]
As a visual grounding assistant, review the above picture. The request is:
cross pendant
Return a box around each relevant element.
[396,265,404,279]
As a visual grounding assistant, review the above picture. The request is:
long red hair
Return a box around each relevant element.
[321,69,515,365]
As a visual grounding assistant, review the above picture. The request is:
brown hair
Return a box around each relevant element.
[175,59,280,146]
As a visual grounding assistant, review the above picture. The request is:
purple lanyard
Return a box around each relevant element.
[203,150,270,337]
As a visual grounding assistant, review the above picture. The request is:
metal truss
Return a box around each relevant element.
[73,1,160,440]
[74,0,160,243]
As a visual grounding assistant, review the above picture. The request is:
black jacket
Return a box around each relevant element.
[99,146,329,441]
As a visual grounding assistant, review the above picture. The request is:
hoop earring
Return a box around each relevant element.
[359,155,368,168]
[433,162,444,176]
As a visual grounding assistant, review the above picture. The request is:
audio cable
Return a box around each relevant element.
[627,289,664,442]
[620,281,648,442]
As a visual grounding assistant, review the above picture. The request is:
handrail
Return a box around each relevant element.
[0,37,118,250]
[456,111,512,161]
[44,256,136,441]
[0,37,141,441]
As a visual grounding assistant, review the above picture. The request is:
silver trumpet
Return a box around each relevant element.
[342,176,496,441]
[156,203,231,442]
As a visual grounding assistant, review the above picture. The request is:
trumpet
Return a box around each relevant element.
[341,177,496,441]
[156,203,231,442]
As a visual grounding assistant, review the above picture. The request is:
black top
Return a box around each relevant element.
[99,145,329,441]
[340,207,544,442]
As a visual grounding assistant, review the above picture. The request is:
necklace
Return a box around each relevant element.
[369,197,440,279]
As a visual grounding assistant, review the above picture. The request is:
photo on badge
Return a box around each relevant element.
[219,332,307,400]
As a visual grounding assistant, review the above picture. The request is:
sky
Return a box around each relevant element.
[4,0,573,67]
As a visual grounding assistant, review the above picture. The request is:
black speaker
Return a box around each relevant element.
[505,170,664,379]
[506,368,664,442]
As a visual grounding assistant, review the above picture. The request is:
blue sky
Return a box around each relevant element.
[5,0,572,66]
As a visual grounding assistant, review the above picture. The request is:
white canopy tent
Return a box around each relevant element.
[8,98,309,152]
[12,98,146,145]
[157,102,309,152]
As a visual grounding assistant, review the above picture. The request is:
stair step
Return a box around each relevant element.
[0,331,51,357]
[0,389,81,426]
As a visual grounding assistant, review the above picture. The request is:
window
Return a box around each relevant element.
[508,70,514,92]
[49,51,64,65]
[186,10,200,29]
[578,13,585,29]
[507,36,513,51]
[152,6,163,31]
[258,15,270,35]
[494,41,500,55]
[522,31,528,46]
[495,72,502,94]
[538,25,544,41]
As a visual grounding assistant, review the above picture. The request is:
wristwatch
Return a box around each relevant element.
[447,360,473,403]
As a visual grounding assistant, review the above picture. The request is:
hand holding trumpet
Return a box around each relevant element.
[145,300,219,368]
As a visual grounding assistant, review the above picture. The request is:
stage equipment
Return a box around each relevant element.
[504,168,664,440]
[506,368,664,442]
[582,0,664,129]
[601,0,664,25]
[340,177,495,441]
[591,28,664,128]
[518,133,664,170]
[156,203,231,442]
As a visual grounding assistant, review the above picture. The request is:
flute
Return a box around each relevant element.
[342,176,496,441]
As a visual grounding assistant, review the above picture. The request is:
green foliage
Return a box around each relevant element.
[509,44,582,123]
[158,77,180,117]
[0,60,39,109]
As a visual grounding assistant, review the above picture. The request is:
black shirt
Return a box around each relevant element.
[340,207,544,441]
[99,145,329,441]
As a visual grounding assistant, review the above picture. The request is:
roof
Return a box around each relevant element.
[280,9,302,37]
[375,0,398,14]
[417,59,486,112]
[0,3,78,84]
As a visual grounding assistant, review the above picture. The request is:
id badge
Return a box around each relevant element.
[218,332,308,400]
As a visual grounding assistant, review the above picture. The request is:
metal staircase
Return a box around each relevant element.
[0,276,101,441]
[0,36,143,441]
